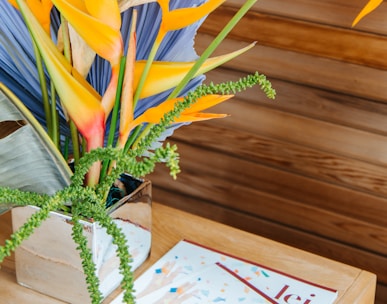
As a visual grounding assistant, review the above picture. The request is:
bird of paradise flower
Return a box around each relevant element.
[0,0,259,186]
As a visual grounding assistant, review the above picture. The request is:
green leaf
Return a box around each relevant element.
[0,83,72,215]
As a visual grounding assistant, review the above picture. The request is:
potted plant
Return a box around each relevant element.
[0,0,275,303]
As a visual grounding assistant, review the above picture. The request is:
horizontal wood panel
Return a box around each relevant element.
[201,5,387,69]
[151,188,387,285]
[195,34,387,103]
[376,283,387,304]
[225,0,387,35]
[206,68,387,136]
[199,96,387,169]
[172,121,387,200]
[170,3,386,302]
[149,142,387,255]
[158,133,387,226]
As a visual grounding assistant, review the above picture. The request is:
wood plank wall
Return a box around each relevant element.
[149,1,387,302]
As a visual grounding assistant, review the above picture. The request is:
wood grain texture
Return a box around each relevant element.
[200,5,387,69]
[226,0,387,35]
[0,204,376,303]
[196,34,387,103]
[151,2,387,303]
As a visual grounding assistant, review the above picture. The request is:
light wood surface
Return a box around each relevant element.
[0,203,376,303]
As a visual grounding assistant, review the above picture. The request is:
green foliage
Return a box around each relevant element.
[71,209,104,304]
[0,73,275,303]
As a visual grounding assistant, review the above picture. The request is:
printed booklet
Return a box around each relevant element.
[111,239,338,303]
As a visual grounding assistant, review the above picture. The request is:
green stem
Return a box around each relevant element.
[50,81,59,148]
[168,0,258,100]
[131,0,258,150]
[107,57,127,148]
[69,120,80,165]
[132,36,161,109]
[32,40,52,137]
[123,125,142,154]
[100,56,127,181]
[131,124,151,150]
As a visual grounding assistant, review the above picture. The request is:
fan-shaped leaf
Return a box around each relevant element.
[0,83,72,214]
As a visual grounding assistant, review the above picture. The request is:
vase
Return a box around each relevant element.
[11,174,151,303]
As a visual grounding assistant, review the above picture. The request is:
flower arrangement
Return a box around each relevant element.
[0,0,275,303]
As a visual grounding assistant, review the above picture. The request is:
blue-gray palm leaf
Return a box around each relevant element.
[0,0,205,149]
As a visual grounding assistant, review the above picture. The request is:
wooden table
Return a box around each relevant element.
[0,202,376,303]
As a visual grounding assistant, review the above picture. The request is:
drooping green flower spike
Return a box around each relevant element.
[352,0,383,26]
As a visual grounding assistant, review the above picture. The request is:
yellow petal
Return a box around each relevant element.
[182,94,233,114]
[352,0,383,26]
[85,0,121,30]
[9,0,53,33]
[174,112,228,123]
[51,0,123,65]
[158,0,225,32]
[135,43,255,99]
[126,94,233,132]
[15,0,105,146]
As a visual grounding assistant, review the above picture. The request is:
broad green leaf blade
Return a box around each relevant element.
[0,83,72,214]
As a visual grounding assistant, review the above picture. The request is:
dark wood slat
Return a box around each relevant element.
[226,0,387,35]
[195,34,387,103]
[172,121,387,199]
[156,134,387,226]
[206,68,387,136]
[201,5,387,69]
[194,96,387,169]
[149,142,387,255]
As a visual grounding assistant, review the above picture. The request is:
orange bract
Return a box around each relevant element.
[352,0,383,26]
[9,0,53,33]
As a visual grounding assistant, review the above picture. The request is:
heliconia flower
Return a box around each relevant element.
[118,94,233,146]
[15,0,105,185]
[134,43,255,99]
[352,0,383,26]
[49,0,124,119]
[63,0,154,78]
[0,1,208,143]
[51,0,123,65]
[8,0,53,34]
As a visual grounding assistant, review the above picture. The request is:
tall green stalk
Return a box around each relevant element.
[168,0,258,100]
[50,81,59,148]
[99,56,127,181]
[129,0,258,151]
[31,40,52,137]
